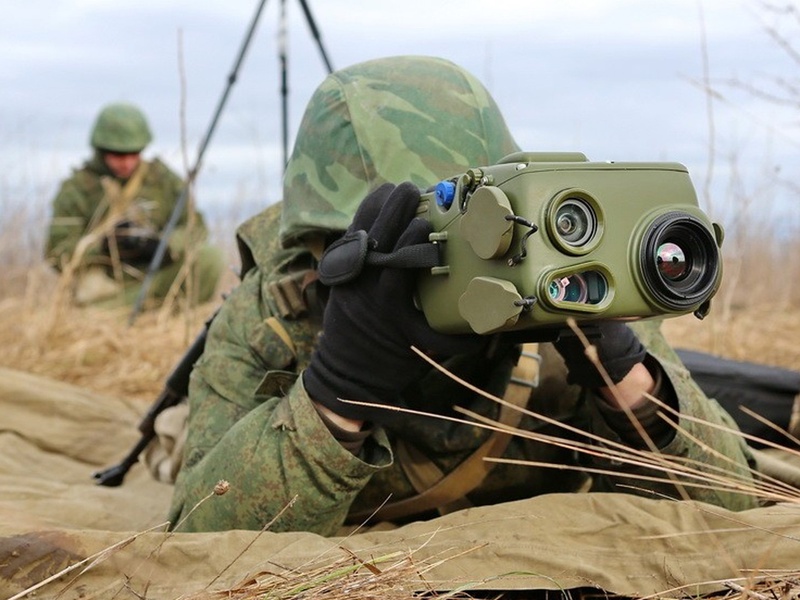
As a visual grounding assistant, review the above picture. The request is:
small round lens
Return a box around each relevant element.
[554,199,595,246]
[549,278,567,301]
[656,242,688,280]
[546,270,608,308]
[557,211,582,238]
[562,274,589,303]
[548,275,588,303]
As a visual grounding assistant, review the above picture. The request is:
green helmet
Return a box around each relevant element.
[90,102,153,153]
[280,55,520,247]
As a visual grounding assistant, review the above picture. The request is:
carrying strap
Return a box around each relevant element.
[347,344,541,524]
[106,161,150,212]
[268,269,318,320]
[317,230,440,286]
[263,268,322,363]
[90,161,151,234]
[264,317,297,359]
[64,162,150,281]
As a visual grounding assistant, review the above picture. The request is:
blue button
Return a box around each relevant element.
[434,181,456,209]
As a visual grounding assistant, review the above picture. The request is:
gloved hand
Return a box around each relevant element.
[553,321,647,389]
[303,182,484,423]
[104,220,161,264]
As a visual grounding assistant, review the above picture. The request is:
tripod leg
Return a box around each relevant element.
[280,0,290,169]
[296,0,334,73]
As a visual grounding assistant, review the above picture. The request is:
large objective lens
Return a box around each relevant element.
[656,242,688,280]
[640,212,720,310]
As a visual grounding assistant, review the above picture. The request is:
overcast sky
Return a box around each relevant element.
[3,0,799,234]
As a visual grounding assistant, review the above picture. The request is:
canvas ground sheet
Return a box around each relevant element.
[1,366,799,600]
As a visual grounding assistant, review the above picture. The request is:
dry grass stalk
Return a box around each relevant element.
[6,522,170,600]
[403,344,800,600]
[641,570,800,600]
[11,482,484,600]
[0,267,215,405]
[182,544,482,600]
[393,346,800,507]
[203,492,298,590]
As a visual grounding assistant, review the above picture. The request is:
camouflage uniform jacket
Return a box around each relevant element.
[45,153,208,271]
[168,203,758,536]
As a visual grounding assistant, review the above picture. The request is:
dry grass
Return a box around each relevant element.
[662,306,800,371]
[181,547,480,600]
[0,263,236,406]
[2,257,799,411]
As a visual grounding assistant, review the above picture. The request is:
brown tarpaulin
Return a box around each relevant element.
[2,367,799,599]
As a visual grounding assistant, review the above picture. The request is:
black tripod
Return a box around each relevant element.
[279,0,334,166]
[128,0,333,325]
[98,2,335,484]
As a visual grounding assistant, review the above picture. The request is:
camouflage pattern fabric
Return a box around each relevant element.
[169,55,757,535]
[45,152,224,305]
[280,55,520,247]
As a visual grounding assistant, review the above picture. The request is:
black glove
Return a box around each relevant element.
[104,220,161,264]
[303,182,484,423]
[553,321,647,389]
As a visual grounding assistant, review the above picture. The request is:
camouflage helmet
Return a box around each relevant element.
[280,55,520,247]
[90,103,153,153]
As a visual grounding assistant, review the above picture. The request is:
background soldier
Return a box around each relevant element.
[45,102,223,308]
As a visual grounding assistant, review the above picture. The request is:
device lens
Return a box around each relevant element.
[640,213,720,310]
[656,242,688,281]
[555,199,596,246]
[549,275,588,303]
[548,271,607,305]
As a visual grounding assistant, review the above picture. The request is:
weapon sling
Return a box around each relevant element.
[65,161,149,274]
[347,343,541,524]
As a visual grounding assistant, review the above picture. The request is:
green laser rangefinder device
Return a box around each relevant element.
[416,152,724,335]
